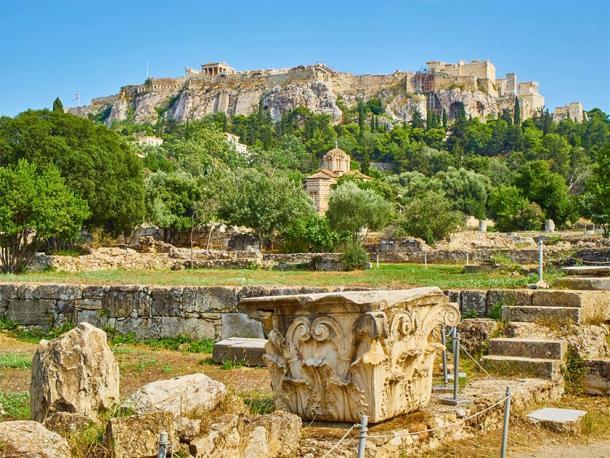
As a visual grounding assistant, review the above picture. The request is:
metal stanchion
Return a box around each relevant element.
[440,329,471,406]
[424,252,428,269]
[500,387,511,458]
[537,237,544,282]
[433,326,451,392]
[357,415,368,458]
[157,431,169,458]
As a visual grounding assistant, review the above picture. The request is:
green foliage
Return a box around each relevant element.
[435,167,490,218]
[0,160,89,273]
[0,391,30,420]
[327,182,394,236]
[0,353,32,369]
[281,213,342,253]
[110,333,214,353]
[0,110,145,236]
[241,391,275,415]
[339,240,370,271]
[562,346,589,394]
[580,142,610,236]
[488,185,544,231]
[220,169,316,244]
[397,191,462,243]
[52,97,64,113]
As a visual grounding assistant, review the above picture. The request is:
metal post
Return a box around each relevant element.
[157,431,169,458]
[537,237,544,282]
[466,252,469,266]
[357,415,368,458]
[424,252,428,269]
[376,253,380,269]
[500,386,511,458]
[442,326,449,386]
[452,329,460,400]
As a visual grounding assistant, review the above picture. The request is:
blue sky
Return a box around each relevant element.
[1,0,609,116]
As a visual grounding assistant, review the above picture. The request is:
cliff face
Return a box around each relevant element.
[71,64,519,126]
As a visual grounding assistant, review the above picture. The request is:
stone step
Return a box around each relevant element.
[502,305,581,323]
[561,266,610,277]
[481,355,562,379]
[212,338,267,367]
[488,337,566,360]
[554,277,610,291]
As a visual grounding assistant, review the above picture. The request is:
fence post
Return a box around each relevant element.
[440,329,471,406]
[157,431,169,458]
[442,326,449,386]
[424,252,428,269]
[537,236,544,282]
[466,252,469,266]
[357,415,368,458]
[500,386,511,458]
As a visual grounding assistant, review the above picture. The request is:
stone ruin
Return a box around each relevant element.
[241,288,460,423]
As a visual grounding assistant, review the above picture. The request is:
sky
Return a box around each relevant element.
[1,0,609,116]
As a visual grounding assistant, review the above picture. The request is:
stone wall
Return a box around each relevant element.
[0,284,352,341]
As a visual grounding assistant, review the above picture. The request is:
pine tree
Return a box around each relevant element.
[52,97,64,112]
[514,97,521,125]
[411,107,424,129]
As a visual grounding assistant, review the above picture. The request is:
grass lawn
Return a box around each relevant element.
[0,264,562,289]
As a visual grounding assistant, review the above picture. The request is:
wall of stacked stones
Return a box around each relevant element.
[0,283,605,340]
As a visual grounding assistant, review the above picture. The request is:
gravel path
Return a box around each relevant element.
[515,441,610,458]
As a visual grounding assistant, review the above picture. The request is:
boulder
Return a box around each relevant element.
[104,412,178,458]
[0,420,71,458]
[123,373,226,418]
[189,410,302,458]
[43,411,95,436]
[30,322,120,422]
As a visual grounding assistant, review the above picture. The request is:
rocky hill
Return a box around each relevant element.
[71,60,538,126]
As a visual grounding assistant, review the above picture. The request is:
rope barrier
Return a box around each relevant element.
[366,395,509,439]
[460,346,505,391]
[321,423,359,458]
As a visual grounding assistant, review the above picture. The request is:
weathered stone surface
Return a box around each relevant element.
[582,358,610,395]
[488,338,566,360]
[43,411,94,436]
[502,305,581,323]
[212,338,267,366]
[0,420,71,458]
[189,410,301,458]
[221,313,264,339]
[481,355,562,379]
[104,412,178,458]
[30,322,120,422]
[487,289,533,307]
[460,290,487,317]
[175,417,202,442]
[241,288,460,423]
[555,277,610,291]
[123,373,226,417]
[457,318,499,355]
[527,407,587,433]
[7,298,55,326]
[561,266,610,277]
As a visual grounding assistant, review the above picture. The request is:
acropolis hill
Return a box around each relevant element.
[72,59,585,125]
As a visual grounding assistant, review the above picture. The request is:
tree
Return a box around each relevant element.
[219,169,315,245]
[281,213,342,253]
[398,191,462,244]
[52,97,64,113]
[488,185,543,231]
[145,171,202,244]
[410,107,424,129]
[442,109,448,129]
[0,110,145,236]
[580,142,610,236]
[514,97,521,125]
[435,167,490,219]
[326,182,393,238]
[0,161,89,273]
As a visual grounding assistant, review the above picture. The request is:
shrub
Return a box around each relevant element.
[339,241,370,271]
[397,191,462,244]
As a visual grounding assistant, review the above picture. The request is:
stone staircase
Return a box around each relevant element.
[500,290,610,324]
[482,337,566,379]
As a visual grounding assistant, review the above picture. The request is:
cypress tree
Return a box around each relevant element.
[442,109,448,128]
[514,97,521,125]
[52,97,64,112]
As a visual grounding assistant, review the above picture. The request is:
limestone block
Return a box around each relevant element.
[151,287,184,316]
[457,318,499,355]
[0,283,17,302]
[221,312,264,339]
[443,289,461,304]
[122,373,226,418]
[189,411,301,458]
[82,285,109,299]
[101,286,151,318]
[241,288,460,423]
[30,323,120,422]
[527,407,586,433]
[487,289,533,307]
[7,298,54,326]
[531,290,584,307]
[460,290,487,317]
[0,421,71,458]
[159,316,216,339]
[213,338,267,366]
[183,287,240,314]
[105,412,178,458]
[582,358,610,395]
